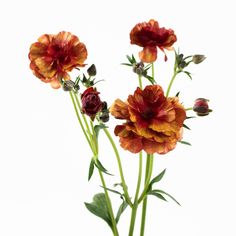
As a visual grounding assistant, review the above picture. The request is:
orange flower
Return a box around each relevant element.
[110,85,186,154]
[29,31,87,89]
[130,19,177,63]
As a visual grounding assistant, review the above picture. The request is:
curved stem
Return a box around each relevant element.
[166,70,178,97]
[128,152,143,236]
[103,128,132,207]
[185,107,193,111]
[140,154,154,236]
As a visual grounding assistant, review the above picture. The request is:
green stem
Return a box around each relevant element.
[138,74,143,89]
[128,152,143,236]
[185,107,193,111]
[70,92,119,236]
[98,170,119,236]
[103,128,133,207]
[140,154,154,236]
[166,70,178,97]
[151,63,155,81]
[69,92,93,151]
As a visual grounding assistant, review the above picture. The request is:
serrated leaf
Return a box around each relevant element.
[85,193,112,228]
[179,140,191,146]
[88,159,95,181]
[183,124,191,130]
[94,124,107,139]
[148,191,167,202]
[152,189,181,206]
[116,200,128,223]
[95,159,113,176]
[149,169,166,187]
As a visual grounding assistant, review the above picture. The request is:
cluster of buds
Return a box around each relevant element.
[193,98,212,116]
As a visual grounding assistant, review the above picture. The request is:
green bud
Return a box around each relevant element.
[87,64,97,76]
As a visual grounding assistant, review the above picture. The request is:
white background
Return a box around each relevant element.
[0,0,235,235]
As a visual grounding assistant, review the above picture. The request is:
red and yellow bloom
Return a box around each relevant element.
[130,19,177,63]
[29,31,87,89]
[110,85,186,154]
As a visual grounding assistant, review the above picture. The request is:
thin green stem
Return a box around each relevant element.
[185,107,193,111]
[98,170,119,236]
[103,128,132,207]
[70,92,119,236]
[151,63,155,81]
[140,154,154,236]
[69,92,93,151]
[128,152,143,236]
[138,74,143,89]
[166,70,178,97]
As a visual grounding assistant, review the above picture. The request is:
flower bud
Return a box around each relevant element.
[87,64,97,76]
[193,98,211,116]
[81,87,103,120]
[133,62,144,75]
[62,80,75,91]
[192,55,206,64]
[100,111,110,123]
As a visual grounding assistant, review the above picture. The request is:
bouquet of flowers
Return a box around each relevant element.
[28,19,211,236]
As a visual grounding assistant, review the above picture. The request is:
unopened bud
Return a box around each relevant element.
[193,98,212,116]
[87,64,97,76]
[100,111,110,123]
[133,62,144,75]
[192,55,206,64]
[62,80,75,92]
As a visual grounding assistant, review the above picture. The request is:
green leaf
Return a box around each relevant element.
[88,159,95,181]
[144,75,156,85]
[94,124,107,139]
[116,200,128,223]
[183,71,192,80]
[100,186,123,198]
[149,169,166,187]
[186,116,196,119]
[179,140,191,146]
[131,54,137,63]
[126,55,134,64]
[152,189,181,206]
[175,91,180,97]
[148,191,167,202]
[95,159,113,176]
[85,193,112,228]
[183,124,191,130]
[121,63,133,67]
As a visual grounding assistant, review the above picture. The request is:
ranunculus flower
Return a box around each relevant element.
[193,98,211,116]
[29,31,87,89]
[110,85,186,154]
[81,87,103,120]
[130,19,177,63]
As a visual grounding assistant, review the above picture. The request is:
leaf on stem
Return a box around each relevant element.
[95,159,113,176]
[150,189,181,206]
[88,159,95,181]
[85,193,112,228]
[148,169,166,191]
[100,186,123,198]
[116,200,128,223]
[179,140,191,146]
[183,124,191,130]
[183,71,192,80]
[94,124,108,139]
[143,75,156,85]
[147,191,167,202]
